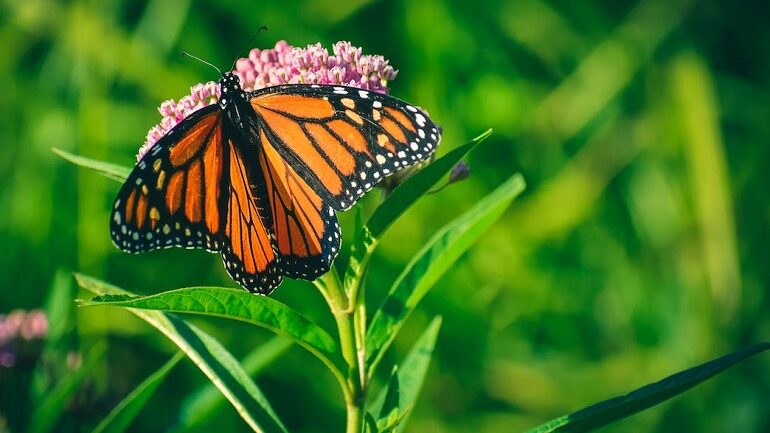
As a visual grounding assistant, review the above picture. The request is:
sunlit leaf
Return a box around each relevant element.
[77,287,343,375]
[74,274,287,433]
[343,130,492,295]
[92,352,184,433]
[366,174,525,374]
[524,342,770,433]
[53,148,131,182]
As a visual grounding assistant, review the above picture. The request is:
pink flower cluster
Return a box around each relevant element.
[138,40,399,160]
[234,40,397,93]
[142,81,220,151]
[0,309,48,368]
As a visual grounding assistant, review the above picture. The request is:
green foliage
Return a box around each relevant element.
[91,352,183,433]
[366,173,525,376]
[75,275,287,433]
[26,344,106,433]
[4,1,770,432]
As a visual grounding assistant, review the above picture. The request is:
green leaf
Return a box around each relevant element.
[77,286,343,375]
[27,343,107,433]
[366,173,525,374]
[376,367,401,431]
[176,337,293,431]
[368,130,492,239]
[524,342,770,433]
[364,412,379,433]
[391,316,441,431]
[343,130,492,294]
[372,317,442,433]
[92,352,184,433]
[53,148,131,182]
[74,274,287,433]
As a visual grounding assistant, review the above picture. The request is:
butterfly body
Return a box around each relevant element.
[111,72,441,294]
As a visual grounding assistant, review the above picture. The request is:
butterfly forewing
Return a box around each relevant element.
[249,85,442,211]
[110,105,226,253]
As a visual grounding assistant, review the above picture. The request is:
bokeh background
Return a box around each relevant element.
[2,0,770,431]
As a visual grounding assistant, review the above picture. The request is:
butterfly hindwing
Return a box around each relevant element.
[110,105,226,253]
[248,85,442,211]
[221,138,282,294]
[257,129,341,280]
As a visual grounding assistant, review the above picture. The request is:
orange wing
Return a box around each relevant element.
[220,138,282,292]
[257,129,340,280]
[249,85,441,211]
[111,105,226,253]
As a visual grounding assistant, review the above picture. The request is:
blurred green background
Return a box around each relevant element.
[2,0,770,431]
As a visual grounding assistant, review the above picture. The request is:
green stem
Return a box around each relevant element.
[317,272,367,433]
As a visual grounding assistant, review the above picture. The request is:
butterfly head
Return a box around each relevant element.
[218,72,245,109]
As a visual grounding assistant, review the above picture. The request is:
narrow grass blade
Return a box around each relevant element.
[344,130,492,294]
[27,343,107,433]
[77,287,343,375]
[53,148,131,182]
[176,337,293,431]
[92,352,184,433]
[524,342,770,433]
[74,274,287,433]
[366,174,525,374]
[31,270,76,403]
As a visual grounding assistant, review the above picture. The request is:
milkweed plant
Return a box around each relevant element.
[53,40,770,433]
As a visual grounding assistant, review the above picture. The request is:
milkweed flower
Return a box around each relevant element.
[138,40,399,159]
[0,309,48,368]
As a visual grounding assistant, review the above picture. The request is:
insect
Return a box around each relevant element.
[110,70,441,294]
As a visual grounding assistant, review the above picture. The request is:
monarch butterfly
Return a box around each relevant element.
[110,71,441,294]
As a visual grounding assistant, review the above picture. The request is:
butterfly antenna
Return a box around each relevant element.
[231,25,268,71]
[181,51,222,75]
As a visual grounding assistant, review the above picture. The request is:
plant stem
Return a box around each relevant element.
[318,272,367,433]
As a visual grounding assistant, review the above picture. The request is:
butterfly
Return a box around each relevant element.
[110,71,441,294]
